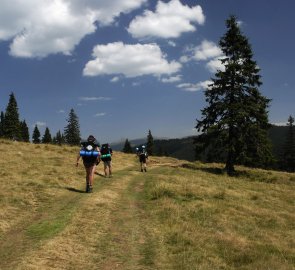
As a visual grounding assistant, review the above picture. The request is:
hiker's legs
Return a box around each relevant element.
[104,161,112,177]
[85,165,95,188]
[104,162,108,176]
[108,161,112,176]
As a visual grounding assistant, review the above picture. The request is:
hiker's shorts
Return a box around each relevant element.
[103,160,112,168]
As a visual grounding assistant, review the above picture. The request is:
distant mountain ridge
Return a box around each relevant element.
[111,138,147,151]
[111,125,289,163]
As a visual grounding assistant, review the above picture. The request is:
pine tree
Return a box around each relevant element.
[281,116,295,172]
[146,129,154,156]
[42,127,52,144]
[3,92,21,140]
[0,111,4,137]
[64,108,80,146]
[122,138,133,153]
[195,15,273,175]
[32,125,41,144]
[20,120,30,142]
[53,130,64,145]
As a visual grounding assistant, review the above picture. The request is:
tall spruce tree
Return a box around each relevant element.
[122,138,133,153]
[20,120,30,142]
[0,111,4,137]
[146,129,154,156]
[64,108,80,145]
[3,92,21,140]
[195,16,273,175]
[32,125,41,144]
[42,127,52,144]
[281,116,295,172]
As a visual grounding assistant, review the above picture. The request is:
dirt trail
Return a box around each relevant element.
[1,157,157,270]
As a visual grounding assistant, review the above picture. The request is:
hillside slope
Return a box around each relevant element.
[115,125,288,163]
[0,140,294,269]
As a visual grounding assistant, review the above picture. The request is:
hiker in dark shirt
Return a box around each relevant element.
[100,143,113,178]
[76,135,100,193]
[136,145,148,172]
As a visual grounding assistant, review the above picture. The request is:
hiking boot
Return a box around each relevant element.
[86,185,90,193]
[144,168,147,172]
[89,186,93,193]
[141,169,143,172]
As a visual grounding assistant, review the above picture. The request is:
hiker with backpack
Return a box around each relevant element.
[136,145,148,172]
[76,135,101,193]
[100,143,113,178]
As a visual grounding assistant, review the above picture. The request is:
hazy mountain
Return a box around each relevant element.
[111,125,289,164]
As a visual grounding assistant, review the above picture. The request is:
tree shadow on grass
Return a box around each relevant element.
[181,163,225,175]
[66,187,85,193]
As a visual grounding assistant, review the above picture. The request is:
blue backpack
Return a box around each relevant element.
[80,139,100,162]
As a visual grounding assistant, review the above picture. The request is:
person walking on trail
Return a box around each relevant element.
[136,145,148,172]
[76,135,101,193]
[100,143,113,178]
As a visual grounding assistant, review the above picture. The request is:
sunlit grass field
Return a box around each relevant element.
[0,139,294,269]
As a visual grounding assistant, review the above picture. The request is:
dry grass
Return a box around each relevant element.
[142,164,295,269]
[0,139,294,269]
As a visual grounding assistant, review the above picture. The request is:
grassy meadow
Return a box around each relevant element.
[0,139,294,269]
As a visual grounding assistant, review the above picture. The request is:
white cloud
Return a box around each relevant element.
[0,0,146,58]
[33,121,46,127]
[94,113,106,117]
[179,55,190,63]
[127,0,205,39]
[194,40,222,61]
[177,80,212,92]
[110,76,120,83]
[206,57,226,73]
[79,97,111,101]
[161,75,182,83]
[180,40,225,73]
[83,42,181,78]
[57,109,65,113]
[132,82,141,87]
[168,40,176,47]
[271,122,287,126]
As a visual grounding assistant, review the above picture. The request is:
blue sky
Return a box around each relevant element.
[0,0,294,143]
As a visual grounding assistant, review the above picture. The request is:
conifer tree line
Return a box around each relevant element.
[0,92,81,146]
[122,129,155,155]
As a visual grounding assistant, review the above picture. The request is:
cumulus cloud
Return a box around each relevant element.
[271,121,288,126]
[168,40,176,47]
[177,80,212,92]
[181,40,225,73]
[33,121,46,127]
[127,0,205,39]
[83,42,181,78]
[79,96,111,101]
[0,0,146,58]
[194,40,222,61]
[161,75,182,83]
[132,82,141,87]
[206,57,226,73]
[110,76,120,83]
[94,113,106,117]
